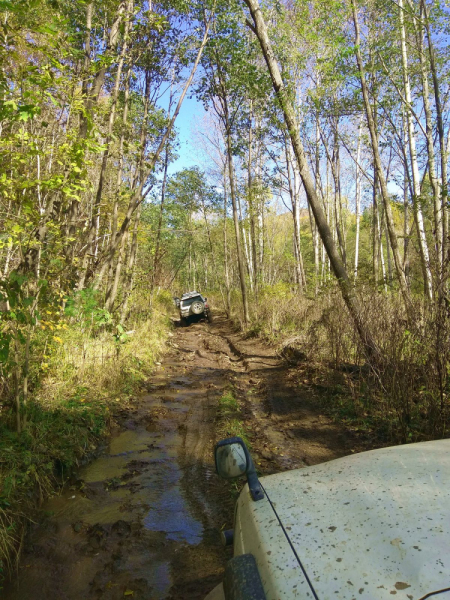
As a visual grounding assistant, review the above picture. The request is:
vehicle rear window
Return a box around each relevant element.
[181,296,202,306]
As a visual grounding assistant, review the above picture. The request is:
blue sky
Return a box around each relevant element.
[165,95,206,175]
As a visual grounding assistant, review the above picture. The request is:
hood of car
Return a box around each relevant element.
[261,439,450,600]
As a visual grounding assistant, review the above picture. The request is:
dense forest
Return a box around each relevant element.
[0,0,449,581]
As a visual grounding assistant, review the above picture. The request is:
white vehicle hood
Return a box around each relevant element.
[261,439,450,600]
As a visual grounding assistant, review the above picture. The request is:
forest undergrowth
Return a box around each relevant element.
[0,292,173,586]
[221,284,450,447]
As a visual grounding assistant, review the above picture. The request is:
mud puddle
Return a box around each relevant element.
[4,322,234,600]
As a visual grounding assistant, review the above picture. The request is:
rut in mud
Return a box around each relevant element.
[4,315,365,600]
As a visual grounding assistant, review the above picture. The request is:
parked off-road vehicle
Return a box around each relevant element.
[179,291,211,325]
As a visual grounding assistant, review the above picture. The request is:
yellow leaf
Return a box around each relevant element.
[41,363,49,369]
[46,310,52,315]
[79,398,85,403]
[124,591,134,597]
[53,336,62,343]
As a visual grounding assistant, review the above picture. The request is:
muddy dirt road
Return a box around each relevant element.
[4,315,364,600]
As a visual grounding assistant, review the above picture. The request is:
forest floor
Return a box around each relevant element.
[3,314,374,600]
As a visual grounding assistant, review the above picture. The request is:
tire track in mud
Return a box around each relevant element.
[209,318,368,472]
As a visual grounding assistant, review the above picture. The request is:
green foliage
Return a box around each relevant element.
[64,288,113,331]
[218,389,239,414]
[217,389,250,447]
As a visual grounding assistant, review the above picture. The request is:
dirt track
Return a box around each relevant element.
[4,315,365,600]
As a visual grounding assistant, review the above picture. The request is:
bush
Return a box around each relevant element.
[225,282,450,444]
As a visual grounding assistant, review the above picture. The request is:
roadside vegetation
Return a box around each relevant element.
[0,290,172,584]
[216,389,249,448]
[223,285,450,445]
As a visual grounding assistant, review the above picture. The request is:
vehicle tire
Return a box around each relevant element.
[207,311,213,323]
[180,316,188,327]
[223,554,266,600]
[191,300,205,315]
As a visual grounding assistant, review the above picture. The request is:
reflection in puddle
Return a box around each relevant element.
[82,455,130,482]
[151,562,172,597]
[143,463,203,544]
[163,401,189,412]
[109,429,156,455]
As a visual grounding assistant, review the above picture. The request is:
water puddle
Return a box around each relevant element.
[109,430,155,455]
[143,463,203,544]
[3,373,206,600]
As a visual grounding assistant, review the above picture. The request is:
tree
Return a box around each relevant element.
[242,0,379,355]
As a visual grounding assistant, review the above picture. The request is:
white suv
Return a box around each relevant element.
[179,291,211,325]
[206,437,450,600]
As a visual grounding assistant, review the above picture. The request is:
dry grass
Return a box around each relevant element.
[223,284,450,444]
[38,314,170,408]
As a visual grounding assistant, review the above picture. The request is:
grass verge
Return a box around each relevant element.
[216,389,250,447]
[0,307,172,587]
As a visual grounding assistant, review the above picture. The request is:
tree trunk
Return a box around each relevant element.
[214,68,251,324]
[78,1,131,290]
[152,70,176,292]
[244,0,378,355]
[414,2,442,271]
[399,0,433,300]
[223,168,231,315]
[105,66,131,302]
[238,193,253,289]
[92,19,211,290]
[120,205,141,323]
[373,168,380,286]
[285,137,306,292]
[354,117,362,283]
[332,122,347,267]
[105,230,127,312]
[201,191,226,309]
[421,0,448,267]
[247,100,259,295]
[226,125,250,325]
[351,0,411,310]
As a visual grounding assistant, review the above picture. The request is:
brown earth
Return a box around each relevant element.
[3,314,370,600]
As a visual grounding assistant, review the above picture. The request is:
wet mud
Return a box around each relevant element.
[4,314,366,600]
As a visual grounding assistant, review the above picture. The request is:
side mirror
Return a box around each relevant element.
[215,437,249,479]
[214,437,264,501]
